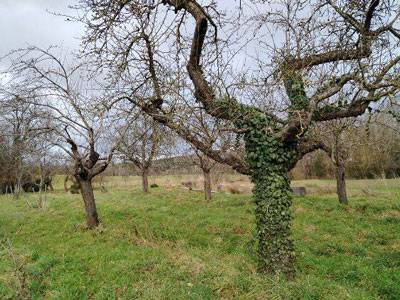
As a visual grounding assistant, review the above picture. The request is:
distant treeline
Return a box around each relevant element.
[292,122,400,180]
[1,120,399,186]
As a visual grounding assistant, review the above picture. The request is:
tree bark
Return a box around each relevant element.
[335,160,348,205]
[79,179,100,228]
[142,167,149,193]
[243,117,296,278]
[203,168,212,201]
[252,166,295,278]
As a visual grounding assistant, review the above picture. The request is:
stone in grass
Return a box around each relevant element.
[150,183,159,188]
[291,187,306,197]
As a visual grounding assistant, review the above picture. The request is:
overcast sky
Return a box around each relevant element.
[0,0,239,59]
[0,0,83,59]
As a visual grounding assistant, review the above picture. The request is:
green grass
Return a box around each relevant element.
[0,180,399,299]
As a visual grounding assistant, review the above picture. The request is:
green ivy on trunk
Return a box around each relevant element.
[238,113,296,277]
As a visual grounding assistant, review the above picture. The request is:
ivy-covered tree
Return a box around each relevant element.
[78,0,400,277]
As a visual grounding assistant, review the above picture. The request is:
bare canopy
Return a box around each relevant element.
[77,0,400,277]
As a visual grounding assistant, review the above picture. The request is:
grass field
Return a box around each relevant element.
[0,177,399,299]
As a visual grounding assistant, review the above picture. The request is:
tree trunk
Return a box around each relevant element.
[13,148,23,199]
[79,179,100,228]
[48,181,54,192]
[243,121,296,278]
[203,168,212,201]
[142,168,149,193]
[335,160,348,205]
[64,175,70,192]
[252,167,295,278]
[14,177,22,199]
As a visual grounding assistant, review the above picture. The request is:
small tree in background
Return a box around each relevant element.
[0,94,52,196]
[117,114,166,193]
[316,118,358,204]
[187,109,238,201]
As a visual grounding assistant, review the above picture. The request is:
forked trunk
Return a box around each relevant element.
[79,179,100,228]
[142,167,149,193]
[203,169,212,201]
[335,160,348,205]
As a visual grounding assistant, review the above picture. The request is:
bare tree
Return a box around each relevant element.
[117,114,165,193]
[187,110,238,201]
[29,141,56,209]
[78,0,400,276]
[0,94,51,197]
[4,47,123,228]
[315,118,359,204]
